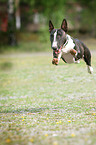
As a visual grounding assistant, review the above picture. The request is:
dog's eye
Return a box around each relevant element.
[50,34,54,40]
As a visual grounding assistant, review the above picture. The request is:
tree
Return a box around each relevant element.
[8,0,17,45]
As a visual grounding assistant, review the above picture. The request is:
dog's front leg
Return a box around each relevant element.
[58,51,62,61]
[52,52,62,65]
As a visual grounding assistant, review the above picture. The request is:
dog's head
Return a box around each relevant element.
[49,19,68,65]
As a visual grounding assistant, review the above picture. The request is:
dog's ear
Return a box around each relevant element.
[61,19,68,32]
[49,20,54,33]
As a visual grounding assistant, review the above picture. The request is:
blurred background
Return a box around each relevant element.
[0,0,96,52]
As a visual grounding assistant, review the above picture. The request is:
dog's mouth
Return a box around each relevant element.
[53,46,62,55]
[54,49,61,54]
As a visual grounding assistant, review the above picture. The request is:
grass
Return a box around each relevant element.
[0,36,96,54]
[0,41,50,54]
[0,44,96,144]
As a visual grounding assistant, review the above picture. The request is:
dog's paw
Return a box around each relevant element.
[52,58,59,65]
[87,66,93,74]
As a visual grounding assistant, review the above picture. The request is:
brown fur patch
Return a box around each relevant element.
[70,49,77,56]
[52,58,59,65]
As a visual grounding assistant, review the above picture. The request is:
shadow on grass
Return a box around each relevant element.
[0,107,50,114]
[0,62,13,70]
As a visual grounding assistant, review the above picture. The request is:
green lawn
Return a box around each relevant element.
[0,49,96,145]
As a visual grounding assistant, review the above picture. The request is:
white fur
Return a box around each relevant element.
[58,34,76,63]
[73,57,80,64]
[62,34,75,53]
[52,30,57,48]
[87,66,93,74]
[58,51,62,61]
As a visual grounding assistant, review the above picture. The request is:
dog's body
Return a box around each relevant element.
[49,19,93,74]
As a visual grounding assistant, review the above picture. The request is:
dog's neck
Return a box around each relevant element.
[63,34,69,48]
[62,34,75,53]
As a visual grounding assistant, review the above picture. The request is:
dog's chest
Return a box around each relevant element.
[61,34,75,63]
[62,34,75,53]
[61,52,74,63]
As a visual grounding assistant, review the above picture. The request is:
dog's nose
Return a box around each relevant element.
[52,47,57,50]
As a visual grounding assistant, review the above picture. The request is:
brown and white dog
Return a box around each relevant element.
[49,19,93,74]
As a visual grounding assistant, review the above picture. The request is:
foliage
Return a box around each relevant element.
[0,0,7,2]
[20,0,67,27]
[19,0,96,36]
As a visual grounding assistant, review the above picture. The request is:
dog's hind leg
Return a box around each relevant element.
[83,47,93,74]
[87,65,93,74]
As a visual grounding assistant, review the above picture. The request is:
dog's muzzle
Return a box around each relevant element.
[54,47,62,54]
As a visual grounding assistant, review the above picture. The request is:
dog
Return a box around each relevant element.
[49,19,93,74]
